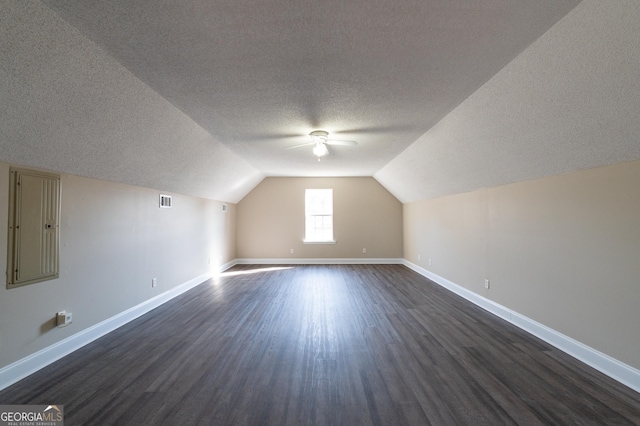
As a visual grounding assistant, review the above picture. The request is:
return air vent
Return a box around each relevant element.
[159,194,172,208]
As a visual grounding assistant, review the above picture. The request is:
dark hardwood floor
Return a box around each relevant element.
[1,264,639,425]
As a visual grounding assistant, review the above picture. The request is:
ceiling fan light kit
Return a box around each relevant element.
[313,142,329,158]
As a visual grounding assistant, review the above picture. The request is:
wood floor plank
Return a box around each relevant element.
[1,264,639,425]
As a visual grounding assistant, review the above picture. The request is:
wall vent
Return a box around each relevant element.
[159,194,172,208]
[222,203,228,212]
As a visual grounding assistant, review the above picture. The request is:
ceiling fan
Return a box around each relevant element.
[285,130,357,160]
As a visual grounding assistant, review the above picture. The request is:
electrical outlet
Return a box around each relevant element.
[56,310,72,327]
[428,258,432,266]
[418,254,421,261]
[484,279,490,289]
[152,278,157,288]
[362,248,367,254]
[290,248,294,254]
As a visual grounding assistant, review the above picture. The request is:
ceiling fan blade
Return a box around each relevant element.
[284,142,315,150]
[325,139,357,146]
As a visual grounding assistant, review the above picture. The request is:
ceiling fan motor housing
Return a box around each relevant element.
[310,130,329,142]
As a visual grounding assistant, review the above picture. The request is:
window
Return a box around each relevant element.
[304,189,334,243]
[7,167,61,288]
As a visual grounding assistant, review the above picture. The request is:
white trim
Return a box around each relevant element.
[0,272,215,391]
[234,258,403,265]
[402,260,640,394]
[218,259,237,273]
[302,240,337,244]
[8,259,635,395]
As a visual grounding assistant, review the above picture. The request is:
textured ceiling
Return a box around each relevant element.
[37,0,578,177]
[376,1,640,202]
[3,1,640,203]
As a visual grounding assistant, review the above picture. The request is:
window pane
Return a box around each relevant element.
[305,189,333,215]
[306,215,333,241]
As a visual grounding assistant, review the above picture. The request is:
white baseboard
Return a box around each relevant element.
[2,259,395,390]
[402,260,640,394]
[6,260,637,395]
[219,259,237,272]
[234,258,403,265]
[0,272,214,391]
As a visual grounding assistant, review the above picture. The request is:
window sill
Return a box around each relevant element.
[303,240,336,244]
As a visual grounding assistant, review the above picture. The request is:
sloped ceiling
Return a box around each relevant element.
[376,1,640,202]
[0,1,262,202]
[2,1,639,203]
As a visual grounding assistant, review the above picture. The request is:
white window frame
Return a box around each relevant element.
[304,188,336,244]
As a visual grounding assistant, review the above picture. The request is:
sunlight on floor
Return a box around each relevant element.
[219,266,294,277]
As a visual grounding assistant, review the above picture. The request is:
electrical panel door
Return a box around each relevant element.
[7,168,60,288]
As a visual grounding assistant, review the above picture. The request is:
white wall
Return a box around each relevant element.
[0,162,236,370]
